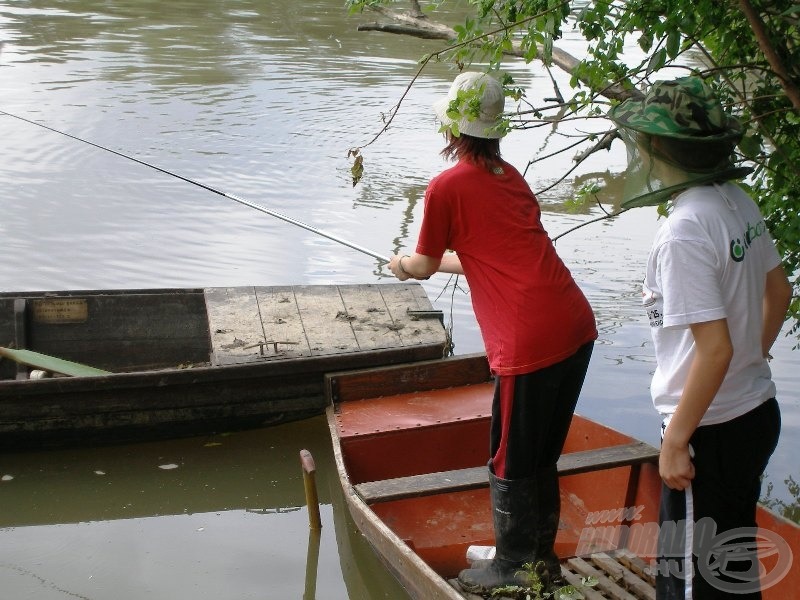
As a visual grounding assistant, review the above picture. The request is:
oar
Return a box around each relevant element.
[0,110,388,263]
[0,346,111,378]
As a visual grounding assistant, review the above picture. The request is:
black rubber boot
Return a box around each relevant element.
[534,464,565,589]
[457,469,539,595]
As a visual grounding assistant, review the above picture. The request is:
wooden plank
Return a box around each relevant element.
[13,299,27,379]
[0,347,111,377]
[327,353,491,403]
[354,441,660,504]
[21,291,210,371]
[293,285,358,356]
[255,286,310,358]
[614,549,656,587]
[558,441,660,477]
[205,287,266,366]
[566,556,639,600]
[379,283,450,348]
[205,283,448,366]
[559,565,608,600]
[590,553,655,600]
[337,284,403,351]
[356,465,487,503]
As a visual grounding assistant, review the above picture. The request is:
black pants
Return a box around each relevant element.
[656,398,781,599]
[489,341,594,480]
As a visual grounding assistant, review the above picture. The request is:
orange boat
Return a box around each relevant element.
[326,354,799,599]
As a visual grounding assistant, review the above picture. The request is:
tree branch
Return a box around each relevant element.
[356,3,637,102]
[738,0,800,110]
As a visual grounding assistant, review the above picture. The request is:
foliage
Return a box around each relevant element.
[488,561,597,599]
[346,0,800,345]
[761,475,800,525]
[437,73,518,138]
[348,148,364,186]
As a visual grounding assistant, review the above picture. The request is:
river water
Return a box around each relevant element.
[0,1,797,599]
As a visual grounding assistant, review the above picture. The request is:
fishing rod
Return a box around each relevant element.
[1,110,388,263]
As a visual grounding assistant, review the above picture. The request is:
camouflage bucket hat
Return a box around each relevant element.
[609,76,742,142]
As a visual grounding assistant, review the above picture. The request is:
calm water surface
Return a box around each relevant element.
[0,1,797,598]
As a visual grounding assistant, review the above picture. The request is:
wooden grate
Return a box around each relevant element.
[560,550,655,600]
[449,550,656,600]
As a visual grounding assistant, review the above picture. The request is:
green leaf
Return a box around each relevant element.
[666,29,681,58]
[350,152,364,187]
[646,48,667,74]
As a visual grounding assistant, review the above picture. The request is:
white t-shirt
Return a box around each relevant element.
[642,182,782,425]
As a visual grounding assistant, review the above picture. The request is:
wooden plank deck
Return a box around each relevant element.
[450,550,656,600]
[206,283,446,366]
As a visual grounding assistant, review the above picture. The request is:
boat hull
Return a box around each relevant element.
[326,355,800,599]
[0,283,448,449]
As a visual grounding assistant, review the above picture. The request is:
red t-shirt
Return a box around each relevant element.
[416,159,597,375]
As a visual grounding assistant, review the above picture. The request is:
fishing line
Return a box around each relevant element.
[1,110,388,263]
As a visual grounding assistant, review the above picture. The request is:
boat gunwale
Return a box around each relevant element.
[0,344,448,392]
[326,404,465,599]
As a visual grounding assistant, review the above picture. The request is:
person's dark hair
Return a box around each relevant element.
[441,132,502,171]
[641,132,737,173]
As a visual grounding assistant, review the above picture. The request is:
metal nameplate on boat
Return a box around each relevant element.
[32,298,89,324]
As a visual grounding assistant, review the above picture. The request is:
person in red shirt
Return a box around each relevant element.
[389,71,598,594]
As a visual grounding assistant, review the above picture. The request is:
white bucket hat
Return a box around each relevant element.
[433,72,506,139]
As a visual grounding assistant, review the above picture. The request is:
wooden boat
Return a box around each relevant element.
[0,283,448,450]
[326,354,800,600]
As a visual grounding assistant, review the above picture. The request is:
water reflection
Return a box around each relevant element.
[0,417,411,599]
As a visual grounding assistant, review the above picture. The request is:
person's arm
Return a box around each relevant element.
[659,318,733,490]
[762,264,793,359]
[388,252,442,281]
[437,252,464,275]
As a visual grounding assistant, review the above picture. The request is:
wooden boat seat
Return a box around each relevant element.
[0,346,112,377]
[355,440,660,504]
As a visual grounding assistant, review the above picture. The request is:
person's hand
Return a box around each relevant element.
[388,254,412,281]
[659,439,695,490]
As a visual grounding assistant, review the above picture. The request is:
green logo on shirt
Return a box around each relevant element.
[729,220,767,263]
